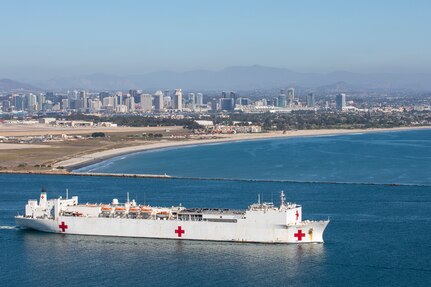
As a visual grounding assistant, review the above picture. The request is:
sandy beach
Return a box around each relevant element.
[54,126,431,170]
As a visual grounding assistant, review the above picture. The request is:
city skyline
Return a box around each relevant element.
[1,0,430,81]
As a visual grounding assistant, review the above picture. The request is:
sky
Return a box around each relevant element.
[1,0,430,80]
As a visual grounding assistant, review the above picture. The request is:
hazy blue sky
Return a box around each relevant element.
[1,0,430,80]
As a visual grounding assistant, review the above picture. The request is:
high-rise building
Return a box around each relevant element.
[173,89,183,111]
[26,93,37,111]
[153,90,164,112]
[196,93,203,105]
[230,91,237,102]
[279,95,287,107]
[61,98,69,110]
[220,98,235,111]
[80,91,88,111]
[140,94,152,112]
[90,98,102,112]
[239,98,250,105]
[102,96,116,109]
[306,93,315,108]
[12,94,24,111]
[287,88,295,99]
[115,92,123,107]
[124,95,135,112]
[336,93,346,111]
[187,93,195,110]
[1,100,11,112]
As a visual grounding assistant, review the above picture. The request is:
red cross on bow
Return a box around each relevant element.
[59,221,68,232]
[294,229,305,241]
[175,226,185,237]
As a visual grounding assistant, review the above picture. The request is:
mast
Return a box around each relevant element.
[280,190,286,207]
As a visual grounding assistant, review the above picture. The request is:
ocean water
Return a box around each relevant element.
[1,129,431,286]
[77,129,431,185]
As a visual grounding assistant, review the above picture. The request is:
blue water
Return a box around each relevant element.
[77,130,431,185]
[1,129,431,286]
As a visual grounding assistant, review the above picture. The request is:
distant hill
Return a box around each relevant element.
[21,65,431,91]
[0,79,41,92]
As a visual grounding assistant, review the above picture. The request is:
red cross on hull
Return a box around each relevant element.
[175,226,185,237]
[59,221,68,232]
[294,229,305,241]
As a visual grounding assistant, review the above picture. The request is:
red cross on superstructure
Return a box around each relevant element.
[294,229,305,241]
[295,210,299,220]
[175,226,185,237]
[59,221,68,232]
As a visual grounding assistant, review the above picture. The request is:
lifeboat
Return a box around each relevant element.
[115,206,126,212]
[156,211,170,219]
[101,205,112,212]
[140,206,152,213]
[129,207,140,213]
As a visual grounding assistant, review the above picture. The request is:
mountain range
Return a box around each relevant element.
[0,79,41,92]
[3,65,431,92]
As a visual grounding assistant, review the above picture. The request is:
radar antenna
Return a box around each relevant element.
[280,191,286,207]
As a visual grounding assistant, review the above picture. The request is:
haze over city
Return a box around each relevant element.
[1,0,430,83]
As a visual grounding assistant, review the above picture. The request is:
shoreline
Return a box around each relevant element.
[51,126,431,172]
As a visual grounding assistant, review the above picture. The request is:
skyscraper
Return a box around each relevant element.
[287,88,295,106]
[115,92,123,107]
[140,94,153,112]
[187,93,195,110]
[220,98,235,111]
[287,88,295,99]
[37,93,45,111]
[80,90,88,111]
[196,93,203,105]
[173,89,183,111]
[306,93,315,108]
[153,90,164,112]
[278,89,287,108]
[336,93,346,111]
[125,95,135,112]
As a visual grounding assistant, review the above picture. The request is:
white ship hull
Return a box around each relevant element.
[16,216,328,243]
[15,191,329,244]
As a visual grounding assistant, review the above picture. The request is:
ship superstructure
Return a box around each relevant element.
[16,190,329,243]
